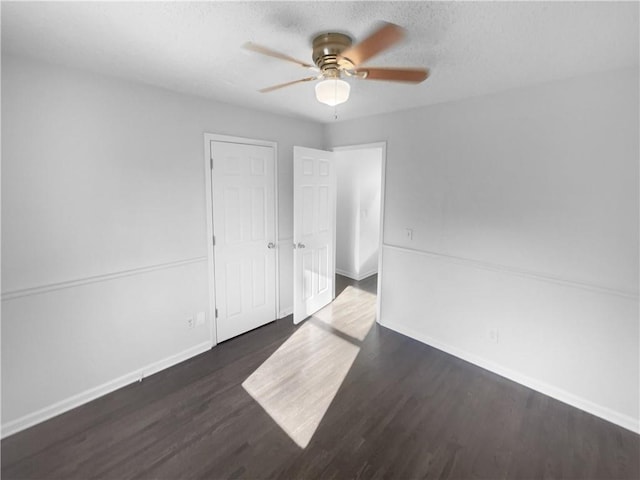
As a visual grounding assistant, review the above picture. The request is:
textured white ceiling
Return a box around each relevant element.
[2,1,638,123]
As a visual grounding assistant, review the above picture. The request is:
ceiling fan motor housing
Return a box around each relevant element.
[312,32,353,76]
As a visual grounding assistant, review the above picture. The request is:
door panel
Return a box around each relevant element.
[212,141,276,341]
[293,146,336,324]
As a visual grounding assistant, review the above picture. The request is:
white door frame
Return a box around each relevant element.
[332,142,387,325]
[203,133,279,346]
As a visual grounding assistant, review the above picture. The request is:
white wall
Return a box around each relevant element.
[336,156,359,276]
[1,55,323,434]
[335,148,382,280]
[325,67,640,432]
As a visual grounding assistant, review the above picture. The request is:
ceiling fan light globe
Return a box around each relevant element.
[315,79,350,106]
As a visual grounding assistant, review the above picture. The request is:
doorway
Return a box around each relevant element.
[334,146,384,281]
[291,142,386,325]
[333,143,386,320]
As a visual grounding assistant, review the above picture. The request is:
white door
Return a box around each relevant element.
[211,141,277,342]
[293,146,336,324]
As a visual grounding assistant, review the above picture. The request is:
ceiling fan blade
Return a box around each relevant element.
[354,67,429,83]
[259,76,318,93]
[243,42,315,69]
[339,22,406,67]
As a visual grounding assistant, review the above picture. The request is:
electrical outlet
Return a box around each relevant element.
[489,328,499,344]
[196,312,205,327]
[405,228,413,240]
[187,317,195,329]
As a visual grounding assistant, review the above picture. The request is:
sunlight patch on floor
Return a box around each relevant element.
[242,285,376,448]
[242,321,359,448]
[312,286,376,341]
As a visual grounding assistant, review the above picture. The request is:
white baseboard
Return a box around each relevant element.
[278,307,293,319]
[356,269,378,281]
[1,341,213,439]
[336,268,356,279]
[336,268,378,281]
[382,320,640,434]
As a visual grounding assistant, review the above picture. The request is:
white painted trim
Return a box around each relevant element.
[1,341,213,439]
[335,268,358,280]
[359,269,378,281]
[383,244,639,300]
[382,320,639,434]
[274,143,281,319]
[332,142,388,323]
[204,134,217,347]
[203,133,280,347]
[377,144,387,326]
[278,307,293,319]
[335,268,378,282]
[1,257,207,301]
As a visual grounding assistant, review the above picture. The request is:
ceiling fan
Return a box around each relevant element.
[243,22,429,106]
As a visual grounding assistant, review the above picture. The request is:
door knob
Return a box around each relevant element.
[267,242,276,249]
[296,242,306,249]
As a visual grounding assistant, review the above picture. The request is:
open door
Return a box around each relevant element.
[293,146,336,324]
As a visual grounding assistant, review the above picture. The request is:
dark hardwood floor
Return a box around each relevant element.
[2,273,638,479]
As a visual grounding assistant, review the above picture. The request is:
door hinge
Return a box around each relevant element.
[212,235,216,246]
[215,308,218,318]
[210,157,213,169]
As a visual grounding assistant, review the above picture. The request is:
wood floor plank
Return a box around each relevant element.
[2,274,638,479]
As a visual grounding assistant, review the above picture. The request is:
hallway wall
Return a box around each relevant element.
[335,147,382,280]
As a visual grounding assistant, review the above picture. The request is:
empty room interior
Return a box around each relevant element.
[1,1,639,479]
